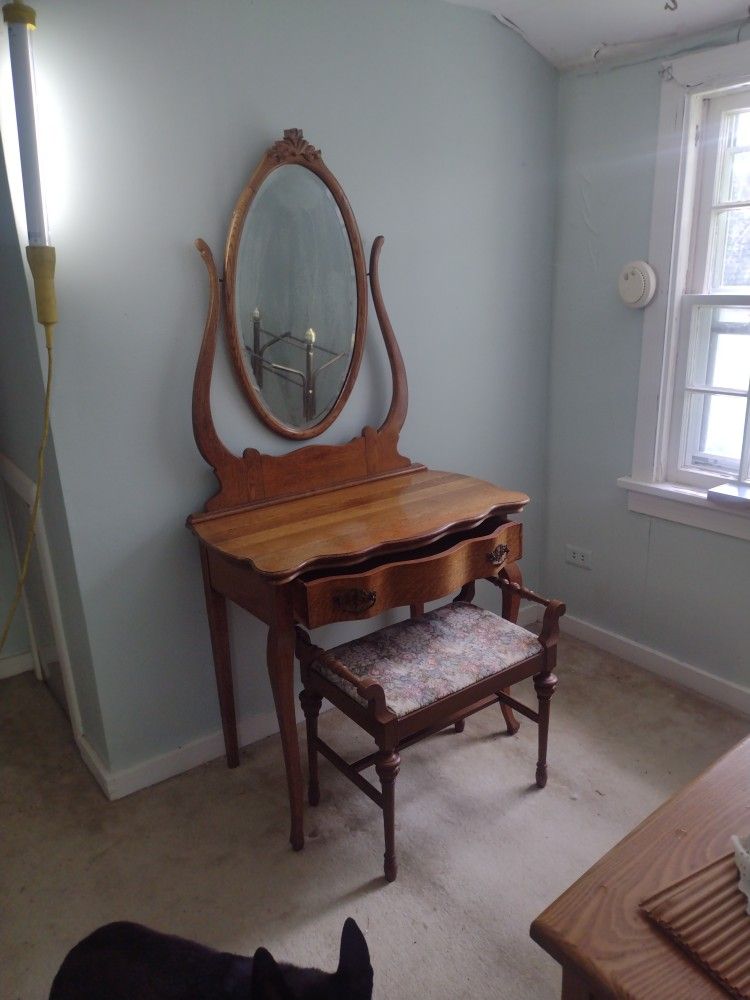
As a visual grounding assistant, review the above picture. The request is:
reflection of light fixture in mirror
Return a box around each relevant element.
[242,314,348,426]
[1,0,57,654]
[304,329,316,423]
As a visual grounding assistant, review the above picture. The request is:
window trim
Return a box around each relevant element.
[622,39,750,535]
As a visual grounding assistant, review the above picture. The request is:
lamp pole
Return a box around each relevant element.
[1,0,57,656]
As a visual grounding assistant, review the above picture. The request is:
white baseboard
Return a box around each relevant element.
[80,704,307,802]
[0,651,34,680]
[75,733,113,799]
[562,615,750,718]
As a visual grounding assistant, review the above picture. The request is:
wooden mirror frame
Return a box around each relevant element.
[191,129,419,515]
[223,129,368,440]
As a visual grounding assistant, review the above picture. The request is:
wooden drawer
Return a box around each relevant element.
[293,518,521,629]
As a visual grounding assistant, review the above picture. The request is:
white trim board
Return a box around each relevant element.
[84,704,307,801]
[562,615,750,718]
[0,650,34,680]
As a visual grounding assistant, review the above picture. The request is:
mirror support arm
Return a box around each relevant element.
[369,236,408,438]
[192,239,237,474]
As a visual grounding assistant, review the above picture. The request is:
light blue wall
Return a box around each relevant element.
[12,0,558,770]
[546,51,750,688]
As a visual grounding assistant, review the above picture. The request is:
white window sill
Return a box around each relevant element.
[617,477,750,542]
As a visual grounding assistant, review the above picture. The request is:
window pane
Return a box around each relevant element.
[713,333,750,390]
[712,207,750,288]
[728,110,750,149]
[702,394,746,459]
[688,306,750,390]
[729,150,750,201]
[682,391,745,471]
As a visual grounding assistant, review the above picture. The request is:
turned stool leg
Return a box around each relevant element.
[375,750,401,882]
[534,672,558,788]
[499,688,520,735]
[299,689,323,806]
[454,718,465,733]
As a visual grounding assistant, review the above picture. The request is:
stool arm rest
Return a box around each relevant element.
[493,579,566,649]
[538,599,566,650]
[295,627,387,712]
[496,578,556,609]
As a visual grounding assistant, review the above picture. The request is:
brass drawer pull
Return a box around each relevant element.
[333,588,377,614]
[487,543,510,567]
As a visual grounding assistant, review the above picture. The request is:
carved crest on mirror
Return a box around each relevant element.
[192,129,419,514]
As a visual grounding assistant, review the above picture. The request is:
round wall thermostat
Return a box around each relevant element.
[618,261,657,308]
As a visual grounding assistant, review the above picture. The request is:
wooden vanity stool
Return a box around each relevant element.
[296,580,565,881]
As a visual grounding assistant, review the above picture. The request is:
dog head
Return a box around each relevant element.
[251,918,373,1000]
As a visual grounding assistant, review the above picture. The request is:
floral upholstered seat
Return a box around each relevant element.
[298,583,565,881]
[311,602,542,718]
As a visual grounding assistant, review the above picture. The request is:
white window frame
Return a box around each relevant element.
[619,40,750,541]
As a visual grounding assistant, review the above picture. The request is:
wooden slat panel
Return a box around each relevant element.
[642,853,750,999]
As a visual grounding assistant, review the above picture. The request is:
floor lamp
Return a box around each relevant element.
[1,0,57,653]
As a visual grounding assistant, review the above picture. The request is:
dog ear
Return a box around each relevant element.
[337,918,373,990]
[250,947,293,1000]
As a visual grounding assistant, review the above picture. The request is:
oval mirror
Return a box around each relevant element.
[225,131,367,439]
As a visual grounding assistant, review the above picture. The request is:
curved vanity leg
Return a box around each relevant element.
[200,545,239,768]
[500,562,523,623]
[410,603,424,618]
[499,690,520,735]
[454,582,476,604]
[499,562,523,735]
[268,591,305,851]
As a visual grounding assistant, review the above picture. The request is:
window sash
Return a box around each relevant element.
[690,90,750,296]
[668,296,750,487]
[669,88,750,489]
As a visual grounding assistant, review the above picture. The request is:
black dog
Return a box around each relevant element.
[49,918,373,999]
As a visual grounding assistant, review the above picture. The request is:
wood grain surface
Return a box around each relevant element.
[189,469,528,580]
[531,736,750,999]
[642,853,750,999]
[293,519,521,628]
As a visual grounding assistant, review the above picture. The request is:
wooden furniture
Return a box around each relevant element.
[187,130,531,851]
[296,583,565,881]
[531,735,750,999]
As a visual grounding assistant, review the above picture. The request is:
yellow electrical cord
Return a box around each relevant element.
[0,327,53,656]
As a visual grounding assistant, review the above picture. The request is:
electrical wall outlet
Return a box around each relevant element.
[565,544,592,570]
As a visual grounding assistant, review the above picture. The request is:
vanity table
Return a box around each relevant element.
[187,130,529,851]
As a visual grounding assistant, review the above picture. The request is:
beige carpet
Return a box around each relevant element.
[2,635,747,999]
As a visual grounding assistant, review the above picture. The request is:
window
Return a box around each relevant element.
[620,41,750,540]
[669,92,750,489]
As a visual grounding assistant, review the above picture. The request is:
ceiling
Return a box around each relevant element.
[447,0,750,69]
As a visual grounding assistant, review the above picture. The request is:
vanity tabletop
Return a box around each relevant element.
[188,468,528,581]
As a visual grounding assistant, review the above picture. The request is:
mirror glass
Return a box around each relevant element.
[235,164,357,430]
